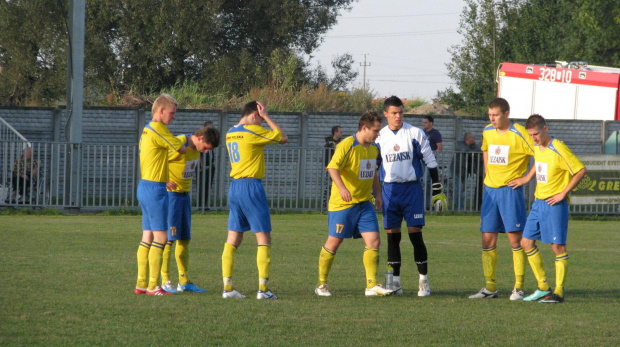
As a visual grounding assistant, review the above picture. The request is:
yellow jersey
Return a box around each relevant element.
[226,124,283,179]
[327,136,379,211]
[481,122,534,188]
[533,138,585,200]
[167,134,201,193]
[139,122,184,183]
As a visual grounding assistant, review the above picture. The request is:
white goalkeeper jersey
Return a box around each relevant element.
[376,122,438,183]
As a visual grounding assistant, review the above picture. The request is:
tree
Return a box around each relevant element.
[0,0,357,106]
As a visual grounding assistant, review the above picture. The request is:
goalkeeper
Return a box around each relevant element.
[375,96,447,297]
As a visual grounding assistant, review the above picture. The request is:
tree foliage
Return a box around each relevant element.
[443,0,620,115]
[0,0,358,106]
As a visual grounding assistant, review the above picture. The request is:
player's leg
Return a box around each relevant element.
[522,200,551,301]
[382,182,405,293]
[541,201,569,303]
[135,181,151,294]
[222,230,244,298]
[470,186,501,298]
[549,244,568,301]
[255,232,275,299]
[135,230,152,294]
[500,186,527,299]
[161,192,179,293]
[222,180,249,298]
[359,202,391,296]
[176,194,206,293]
[137,180,173,296]
[316,235,343,296]
[408,227,430,296]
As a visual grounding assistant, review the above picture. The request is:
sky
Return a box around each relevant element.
[308,0,466,102]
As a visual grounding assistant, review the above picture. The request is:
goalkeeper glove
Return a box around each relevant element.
[431,183,448,212]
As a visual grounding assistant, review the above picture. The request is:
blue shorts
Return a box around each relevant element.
[523,199,569,244]
[228,178,271,233]
[382,181,425,229]
[168,192,192,241]
[137,180,168,231]
[328,201,379,239]
[480,185,526,233]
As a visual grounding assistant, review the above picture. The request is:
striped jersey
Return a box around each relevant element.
[481,122,535,188]
[327,135,379,211]
[376,122,437,183]
[167,134,201,193]
[533,138,585,200]
[139,121,184,182]
[226,124,282,179]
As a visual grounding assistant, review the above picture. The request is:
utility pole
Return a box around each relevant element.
[360,54,371,92]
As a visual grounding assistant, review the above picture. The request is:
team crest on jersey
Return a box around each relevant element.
[535,161,548,183]
[359,159,375,179]
[488,145,509,165]
[366,161,372,170]
[393,144,400,151]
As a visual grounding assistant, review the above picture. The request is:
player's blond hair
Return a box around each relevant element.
[152,94,178,114]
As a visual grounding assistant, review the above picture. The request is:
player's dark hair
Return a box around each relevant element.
[331,126,341,135]
[195,126,221,147]
[525,114,547,129]
[242,101,258,117]
[383,95,403,111]
[358,111,382,130]
[423,115,434,123]
[488,97,510,113]
[204,120,214,128]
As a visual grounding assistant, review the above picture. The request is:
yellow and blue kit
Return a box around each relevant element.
[226,124,282,179]
[167,134,200,241]
[226,124,282,232]
[481,122,535,188]
[480,122,534,233]
[138,122,184,231]
[327,136,379,212]
[523,138,585,244]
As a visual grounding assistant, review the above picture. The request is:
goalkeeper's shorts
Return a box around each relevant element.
[382,181,425,229]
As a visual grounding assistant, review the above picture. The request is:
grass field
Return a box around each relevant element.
[1,213,618,346]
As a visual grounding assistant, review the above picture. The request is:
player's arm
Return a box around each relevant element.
[257,101,288,144]
[372,172,382,211]
[546,167,587,206]
[507,165,535,188]
[328,168,351,202]
[482,151,488,179]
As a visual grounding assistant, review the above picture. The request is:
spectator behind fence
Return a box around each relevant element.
[6,147,38,203]
[452,132,483,210]
[198,120,217,208]
[322,125,343,208]
[422,115,443,210]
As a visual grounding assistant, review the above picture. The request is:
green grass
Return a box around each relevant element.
[1,214,618,346]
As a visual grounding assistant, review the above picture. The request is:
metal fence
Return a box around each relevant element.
[1,139,617,214]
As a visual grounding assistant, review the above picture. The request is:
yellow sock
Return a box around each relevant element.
[482,246,497,292]
[525,246,549,291]
[318,246,335,286]
[222,243,237,291]
[554,253,569,297]
[147,241,165,290]
[136,241,150,289]
[161,240,173,284]
[176,240,190,285]
[363,247,379,289]
[257,244,271,292]
[512,246,526,290]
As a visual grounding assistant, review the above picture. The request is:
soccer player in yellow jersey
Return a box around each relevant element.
[469,98,535,300]
[160,126,220,294]
[135,94,186,296]
[221,101,288,299]
[515,114,585,303]
[315,111,393,297]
